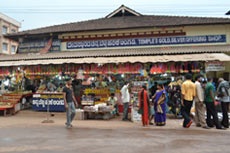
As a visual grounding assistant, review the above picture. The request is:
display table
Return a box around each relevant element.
[0,92,32,116]
[83,105,114,120]
[32,93,65,112]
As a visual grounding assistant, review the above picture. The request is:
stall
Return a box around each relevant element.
[0,91,32,116]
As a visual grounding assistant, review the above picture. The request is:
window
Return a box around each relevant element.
[2,26,8,34]
[11,29,16,33]
[3,43,8,51]
[11,45,16,53]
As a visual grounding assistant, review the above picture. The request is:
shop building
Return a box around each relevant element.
[1,5,230,117]
[0,13,21,54]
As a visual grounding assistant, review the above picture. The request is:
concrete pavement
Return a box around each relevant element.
[0,112,229,153]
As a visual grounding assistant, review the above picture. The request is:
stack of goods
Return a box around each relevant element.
[84,88,120,105]
[98,105,114,113]
[84,106,97,112]
[81,95,94,105]
[36,85,46,93]
[150,62,201,74]
[0,93,23,108]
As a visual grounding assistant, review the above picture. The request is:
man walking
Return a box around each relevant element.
[205,78,224,130]
[63,78,78,128]
[181,74,196,128]
[194,76,209,129]
[217,78,230,128]
[121,81,130,121]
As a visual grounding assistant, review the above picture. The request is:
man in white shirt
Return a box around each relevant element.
[194,76,209,129]
[121,82,130,121]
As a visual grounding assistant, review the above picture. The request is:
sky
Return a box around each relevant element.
[1,0,230,31]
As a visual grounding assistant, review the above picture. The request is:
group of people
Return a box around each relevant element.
[181,74,229,130]
[63,74,230,130]
[120,81,167,127]
[120,74,230,130]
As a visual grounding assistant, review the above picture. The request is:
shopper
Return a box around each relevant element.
[63,78,78,128]
[194,76,209,129]
[139,85,150,126]
[205,78,224,130]
[121,81,130,121]
[181,73,196,128]
[153,83,167,126]
[217,78,230,128]
[149,82,158,125]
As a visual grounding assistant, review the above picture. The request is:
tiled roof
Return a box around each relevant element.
[0,45,229,62]
[7,15,230,36]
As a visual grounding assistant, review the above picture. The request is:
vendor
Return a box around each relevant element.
[47,82,57,92]
[108,93,119,116]
[57,83,64,92]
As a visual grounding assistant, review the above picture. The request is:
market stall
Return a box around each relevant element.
[0,91,32,116]
[0,53,228,119]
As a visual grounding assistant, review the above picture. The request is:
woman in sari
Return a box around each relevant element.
[139,85,150,126]
[153,84,167,126]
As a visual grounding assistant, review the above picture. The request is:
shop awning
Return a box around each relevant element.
[0,45,230,62]
[0,53,229,67]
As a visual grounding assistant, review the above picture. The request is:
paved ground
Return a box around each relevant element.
[0,111,230,153]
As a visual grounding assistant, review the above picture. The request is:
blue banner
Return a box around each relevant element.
[67,35,226,50]
[32,94,65,112]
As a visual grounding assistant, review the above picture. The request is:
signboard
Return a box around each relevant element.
[67,35,226,50]
[19,39,61,53]
[205,61,225,72]
[32,93,65,112]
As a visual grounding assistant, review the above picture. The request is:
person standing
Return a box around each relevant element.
[63,78,78,128]
[205,78,224,130]
[121,82,130,121]
[149,82,158,125]
[139,85,150,126]
[217,78,230,128]
[72,79,82,108]
[194,76,209,129]
[153,83,167,126]
[181,73,196,128]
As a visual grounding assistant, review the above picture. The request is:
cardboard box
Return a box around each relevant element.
[75,109,85,120]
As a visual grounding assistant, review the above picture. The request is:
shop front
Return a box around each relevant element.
[0,52,229,119]
[2,5,230,118]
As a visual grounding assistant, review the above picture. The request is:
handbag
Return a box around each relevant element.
[138,107,143,114]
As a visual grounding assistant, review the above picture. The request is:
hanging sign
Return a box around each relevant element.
[205,61,225,72]
[66,35,226,50]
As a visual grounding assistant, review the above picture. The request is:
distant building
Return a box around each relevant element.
[0,13,21,54]
[3,5,230,80]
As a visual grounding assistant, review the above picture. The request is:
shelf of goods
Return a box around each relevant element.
[0,91,32,116]
[83,88,120,105]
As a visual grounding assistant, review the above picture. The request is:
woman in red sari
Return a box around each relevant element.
[139,85,150,126]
